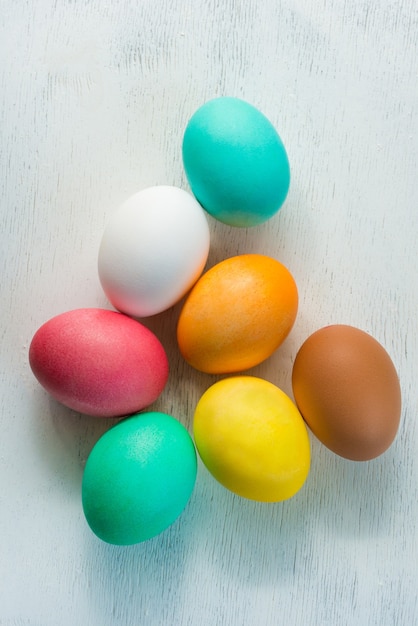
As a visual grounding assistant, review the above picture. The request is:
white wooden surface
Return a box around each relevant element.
[1,1,417,624]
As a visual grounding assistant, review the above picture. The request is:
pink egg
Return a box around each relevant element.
[29,308,169,417]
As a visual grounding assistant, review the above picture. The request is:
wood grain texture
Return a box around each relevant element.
[1,0,417,624]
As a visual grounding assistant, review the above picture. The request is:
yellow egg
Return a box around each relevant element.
[193,376,310,502]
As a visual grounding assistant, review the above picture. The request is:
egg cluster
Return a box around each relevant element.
[29,97,402,546]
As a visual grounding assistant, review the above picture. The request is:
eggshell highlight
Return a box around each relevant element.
[98,185,210,317]
[82,412,197,545]
[29,308,169,417]
[182,97,290,227]
[177,254,298,374]
[291,325,402,461]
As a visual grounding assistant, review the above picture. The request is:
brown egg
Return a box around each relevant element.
[291,325,401,461]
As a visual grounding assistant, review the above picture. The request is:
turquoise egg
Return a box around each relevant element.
[182,97,290,227]
[82,412,197,545]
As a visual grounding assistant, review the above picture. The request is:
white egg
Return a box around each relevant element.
[98,186,210,317]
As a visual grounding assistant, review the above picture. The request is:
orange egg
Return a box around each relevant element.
[177,254,298,373]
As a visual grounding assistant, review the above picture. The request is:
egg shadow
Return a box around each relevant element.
[299,430,408,540]
[80,452,311,626]
[81,468,207,626]
[186,433,407,590]
[134,300,182,358]
[31,389,119,492]
[134,298,228,431]
[179,458,314,587]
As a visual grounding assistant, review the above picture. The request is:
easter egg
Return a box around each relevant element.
[82,412,197,544]
[292,325,402,461]
[98,185,210,317]
[193,376,310,501]
[182,97,290,227]
[29,308,169,417]
[177,254,298,373]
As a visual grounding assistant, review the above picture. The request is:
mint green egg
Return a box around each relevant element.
[82,412,197,545]
[182,97,290,227]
